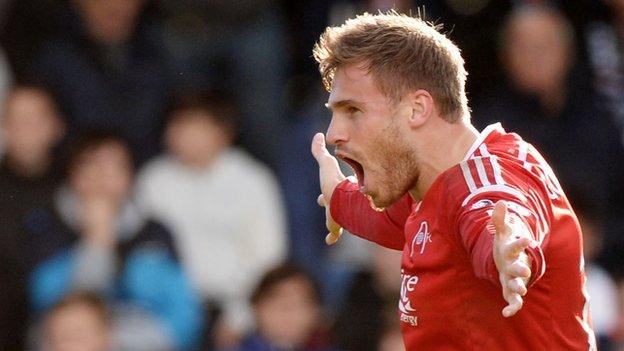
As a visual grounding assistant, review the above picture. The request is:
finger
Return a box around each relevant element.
[506,260,531,279]
[492,201,511,236]
[506,277,528,296]
[502,293,523,317]
[325,229,343,245]
[311,133,333,164]
[504,236,532,259]
[317,194,325,207]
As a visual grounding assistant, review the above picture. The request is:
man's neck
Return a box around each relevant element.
[408,118,479,201]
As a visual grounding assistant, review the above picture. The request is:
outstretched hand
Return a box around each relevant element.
[492,201,534,317]
[311,133,346,245]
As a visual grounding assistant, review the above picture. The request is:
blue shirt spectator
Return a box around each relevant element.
[27,131,203,350]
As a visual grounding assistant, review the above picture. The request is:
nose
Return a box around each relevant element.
[326,116,348,146]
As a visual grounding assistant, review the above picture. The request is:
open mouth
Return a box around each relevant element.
[339,156,365,185]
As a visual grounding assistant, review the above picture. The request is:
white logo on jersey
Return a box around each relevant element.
[410,221,432,256]
[470,199,494,210]
[399,270,418,326]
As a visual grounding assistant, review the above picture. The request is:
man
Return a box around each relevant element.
[311,12,596,350]
[30,0,173,165]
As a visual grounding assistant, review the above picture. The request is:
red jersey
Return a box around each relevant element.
[330,123,596,350]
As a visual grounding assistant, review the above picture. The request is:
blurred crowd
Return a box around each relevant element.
[0,0,623,350]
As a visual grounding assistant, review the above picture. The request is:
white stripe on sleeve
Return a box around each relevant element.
[474,157,491,187]
[490,157,505,185]
[460,161,477,193]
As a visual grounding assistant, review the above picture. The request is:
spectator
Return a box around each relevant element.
[234,263,331,351]
[569,190,620,351]
[28,131,203,350]
[0,85,64,351]
[38,292,112,351]
[158,0,289,168]
[29,0,174,165]
[135,94,287,348]
[331,245,402,351]
[473,4,623,219]
[583,0,624,282]
[585,0,624,147]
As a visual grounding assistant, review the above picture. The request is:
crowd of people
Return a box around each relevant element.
[0,0,623,350]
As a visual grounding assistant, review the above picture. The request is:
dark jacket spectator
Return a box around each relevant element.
[331,246,403,351]
[474,4,624,220]
[29,0,174,165]
[0,85,64,351]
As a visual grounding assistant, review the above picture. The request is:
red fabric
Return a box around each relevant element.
[330,180,412,250]
[330,124,595,350]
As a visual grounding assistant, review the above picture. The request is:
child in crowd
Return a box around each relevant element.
[40,292,112,351]
[28,132,202,350]
[135,93,287,347]
[234,264,332,351]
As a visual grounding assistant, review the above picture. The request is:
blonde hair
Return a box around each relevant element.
[313,11,468,122]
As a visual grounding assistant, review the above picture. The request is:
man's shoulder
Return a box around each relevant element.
[434,152,546,221]
[441,154,526,196]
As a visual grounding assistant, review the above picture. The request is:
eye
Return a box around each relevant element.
[347,106,361,114]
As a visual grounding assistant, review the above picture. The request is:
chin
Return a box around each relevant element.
[367,181,412,210]
[366,192,395,211]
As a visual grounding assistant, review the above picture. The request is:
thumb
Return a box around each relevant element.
[492,201,510,236]
[311,133,332,164]
[310,132,346,195]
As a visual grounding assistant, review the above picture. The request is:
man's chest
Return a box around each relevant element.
[397,200,471,327]
[401,201,462,271]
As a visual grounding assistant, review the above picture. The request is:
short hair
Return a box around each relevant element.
[64,129,132,176]
[313,11,468,122]
[167,92,237,134]
[251,263,321,306]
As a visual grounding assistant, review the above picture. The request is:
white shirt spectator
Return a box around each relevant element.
[586,263,619,337]
[135,147,287,333]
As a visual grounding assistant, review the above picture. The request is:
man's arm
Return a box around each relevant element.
[459,196,547,317]
[312,133,410,250]
[330,179,411,250]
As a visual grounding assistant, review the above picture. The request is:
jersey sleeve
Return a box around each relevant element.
[454,157,550,288]
[330,178,411,250]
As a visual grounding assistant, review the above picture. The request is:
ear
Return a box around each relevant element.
[406,89,434,128]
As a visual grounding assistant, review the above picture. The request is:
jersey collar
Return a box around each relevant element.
[462,123,503,161]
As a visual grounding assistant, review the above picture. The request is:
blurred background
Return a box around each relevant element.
[0,0,623,350]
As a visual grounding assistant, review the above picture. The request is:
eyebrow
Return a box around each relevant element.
[325,99,360,111]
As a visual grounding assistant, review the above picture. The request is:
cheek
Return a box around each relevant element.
[166,128,189,152]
